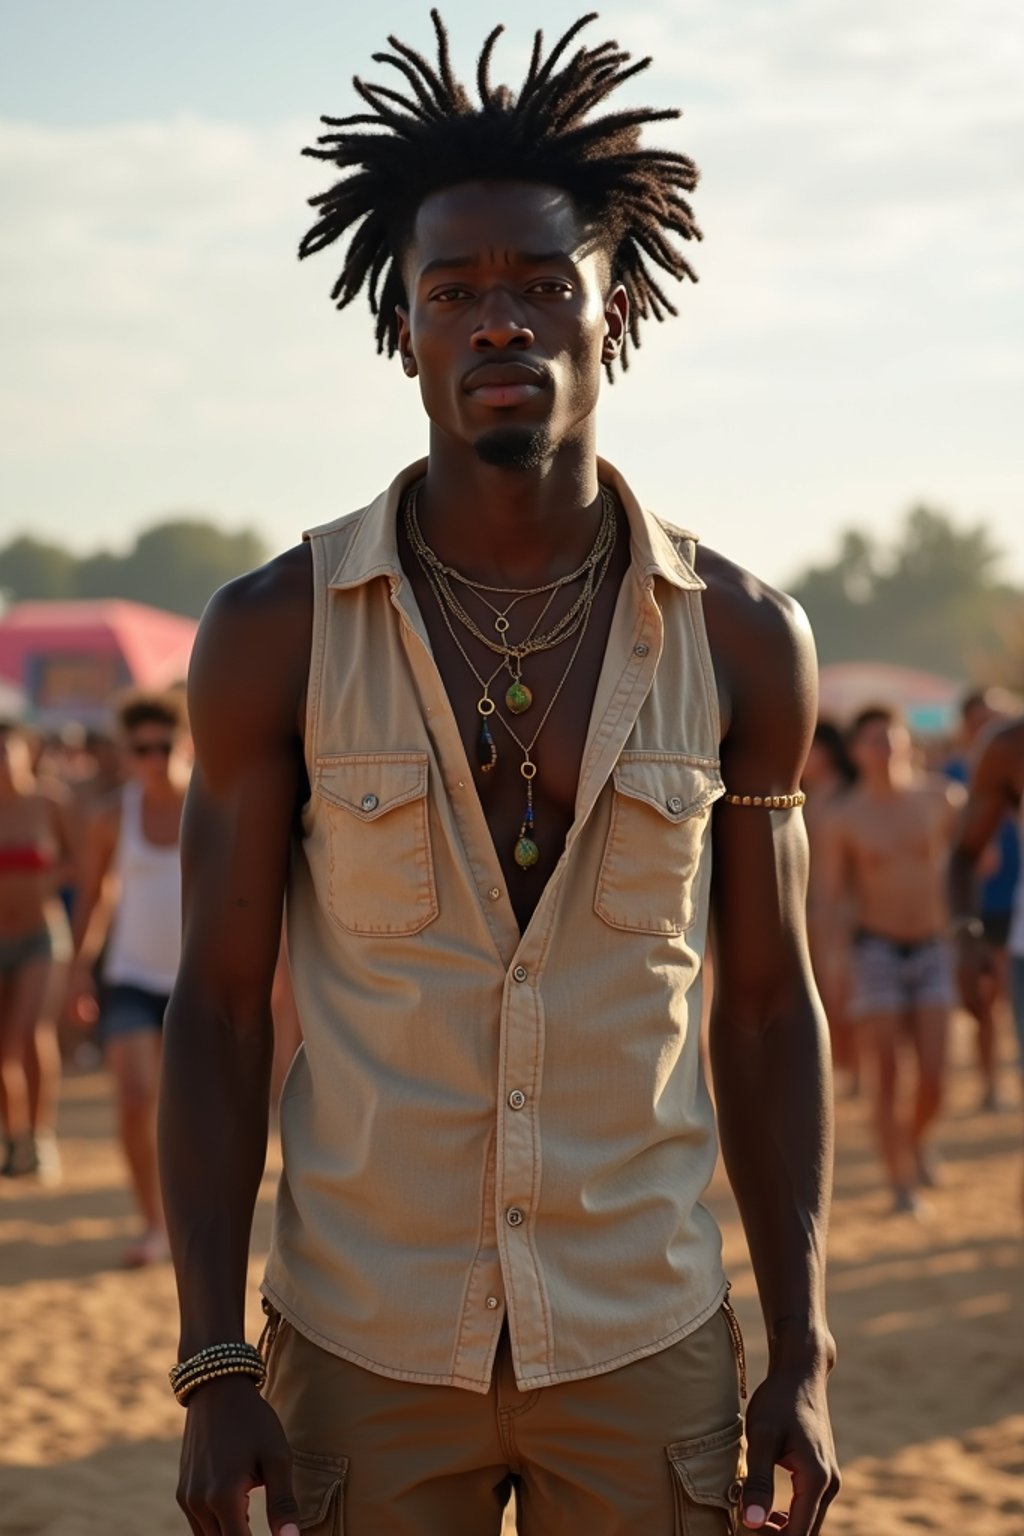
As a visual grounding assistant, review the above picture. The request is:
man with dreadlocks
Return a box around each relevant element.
[160,14,838,1536]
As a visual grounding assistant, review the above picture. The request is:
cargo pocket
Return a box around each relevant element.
[595,752,724,934]
[314,751,438,936]
[667,1418,744,1535]
[292,1449,348,1535]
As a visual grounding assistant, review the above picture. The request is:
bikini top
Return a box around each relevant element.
[0,845,53,873]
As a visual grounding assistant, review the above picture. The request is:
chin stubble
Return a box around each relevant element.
[473,425,551,471]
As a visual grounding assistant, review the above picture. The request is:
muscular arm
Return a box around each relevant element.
[159,543,312,1360]
[159,548,312,1536]
[700,551,837,1536]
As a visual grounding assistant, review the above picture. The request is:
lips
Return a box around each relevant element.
[463,362,548,407]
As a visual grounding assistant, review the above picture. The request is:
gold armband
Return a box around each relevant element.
[722,791,806,810]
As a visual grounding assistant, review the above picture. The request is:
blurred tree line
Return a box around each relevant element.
[786,505,1023,685]
[1,505,1021,685]
[0,519,268,620]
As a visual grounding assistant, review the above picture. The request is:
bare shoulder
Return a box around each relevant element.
[975,714,1024,798]
[189,542,312,751]
[695,543,817,746]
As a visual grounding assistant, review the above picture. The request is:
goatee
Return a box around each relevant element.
[473,426,550,471]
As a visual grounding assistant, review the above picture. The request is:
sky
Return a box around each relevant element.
[1,0,1022,590]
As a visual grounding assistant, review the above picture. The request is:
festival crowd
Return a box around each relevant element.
[0,682,1021,1257]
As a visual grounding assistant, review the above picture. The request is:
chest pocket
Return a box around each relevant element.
[314,751,438,936]
[595,752,724,935]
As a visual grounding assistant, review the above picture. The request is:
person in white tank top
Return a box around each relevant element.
[70,691,189,1266]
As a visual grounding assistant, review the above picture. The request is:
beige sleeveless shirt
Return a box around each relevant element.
[263,458,727,1392]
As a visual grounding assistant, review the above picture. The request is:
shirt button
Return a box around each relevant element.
[633,642,649,657]
[508,1089,526,1110]
[486,1295,499,1310]
[506,1206,525,1227]
[488,887,501,901]
[360,793,379,813]
[512,965,528,983]
[667,795,684,814]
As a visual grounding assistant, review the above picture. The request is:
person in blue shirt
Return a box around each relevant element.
[945,688,1021,1110]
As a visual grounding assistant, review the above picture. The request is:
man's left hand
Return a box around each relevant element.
[741,1358,839,1536]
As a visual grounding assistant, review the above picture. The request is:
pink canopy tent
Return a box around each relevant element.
[818,662,961,736]
[0,600,197,726]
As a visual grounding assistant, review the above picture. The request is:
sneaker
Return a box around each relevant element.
[1,1135,39,1178]
[33,1132,63,1187]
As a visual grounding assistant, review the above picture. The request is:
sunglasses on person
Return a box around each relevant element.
[129,740,174,758]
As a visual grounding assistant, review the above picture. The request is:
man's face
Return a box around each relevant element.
[124,723,177,786]
[396,180,627,468]
[851,717,910,774]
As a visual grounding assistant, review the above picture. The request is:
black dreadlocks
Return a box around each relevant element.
[300,11,701,377]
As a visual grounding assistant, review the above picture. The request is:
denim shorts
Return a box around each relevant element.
[848,931,955,1019]
[99,982,169,1045]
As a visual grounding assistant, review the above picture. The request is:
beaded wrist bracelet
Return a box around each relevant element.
[169,1341,266,1405]
[722,791,806,810]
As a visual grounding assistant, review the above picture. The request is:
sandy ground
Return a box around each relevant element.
[1,1011,1022,1536]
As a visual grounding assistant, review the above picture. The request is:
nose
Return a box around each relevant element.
[471,288,535,351]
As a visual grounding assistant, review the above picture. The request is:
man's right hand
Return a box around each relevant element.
[176,1376,300,1536]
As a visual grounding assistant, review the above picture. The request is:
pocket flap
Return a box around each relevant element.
[612,753,725,823]
[667,1417,744,1509]
[291,1448,348,1529]
[315,752,428,820]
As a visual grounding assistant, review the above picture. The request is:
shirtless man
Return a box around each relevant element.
[823,705,962,1212]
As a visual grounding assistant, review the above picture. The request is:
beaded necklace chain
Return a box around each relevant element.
[406,486,618,869]
[405,486,616,717]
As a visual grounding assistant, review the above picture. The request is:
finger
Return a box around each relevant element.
[810,1473,841,1536]
[263,1452,300,1536]
[204,1489,252,1536]
[780,1466,827,1536]
[741,1437,777,1529]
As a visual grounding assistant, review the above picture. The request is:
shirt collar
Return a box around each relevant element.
[319,457,704,592]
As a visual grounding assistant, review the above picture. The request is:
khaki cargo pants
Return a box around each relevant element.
[263,1303,745,1535]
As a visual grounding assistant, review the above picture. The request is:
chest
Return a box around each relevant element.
[850,795,941,869]
[404,544,630,929]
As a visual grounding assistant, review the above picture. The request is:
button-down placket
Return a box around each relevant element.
[385,573,522,968]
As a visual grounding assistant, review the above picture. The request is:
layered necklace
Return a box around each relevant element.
[405,484,618,870]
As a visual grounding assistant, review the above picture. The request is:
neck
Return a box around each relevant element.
[141,771,182,803]
[417,428,603,586]
[864,763,910,794]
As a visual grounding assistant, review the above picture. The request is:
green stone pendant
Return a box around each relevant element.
[514,836,540,869]
[505,681,533,715]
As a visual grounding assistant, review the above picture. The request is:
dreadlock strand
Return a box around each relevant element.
[525,13,600,96]
[374,51,447,120]
[429,9,461,104]
[385,31,459,113]
[476,24,505,108]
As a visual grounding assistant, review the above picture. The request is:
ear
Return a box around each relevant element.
[395,307,418,377]
[601,283,629,364]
